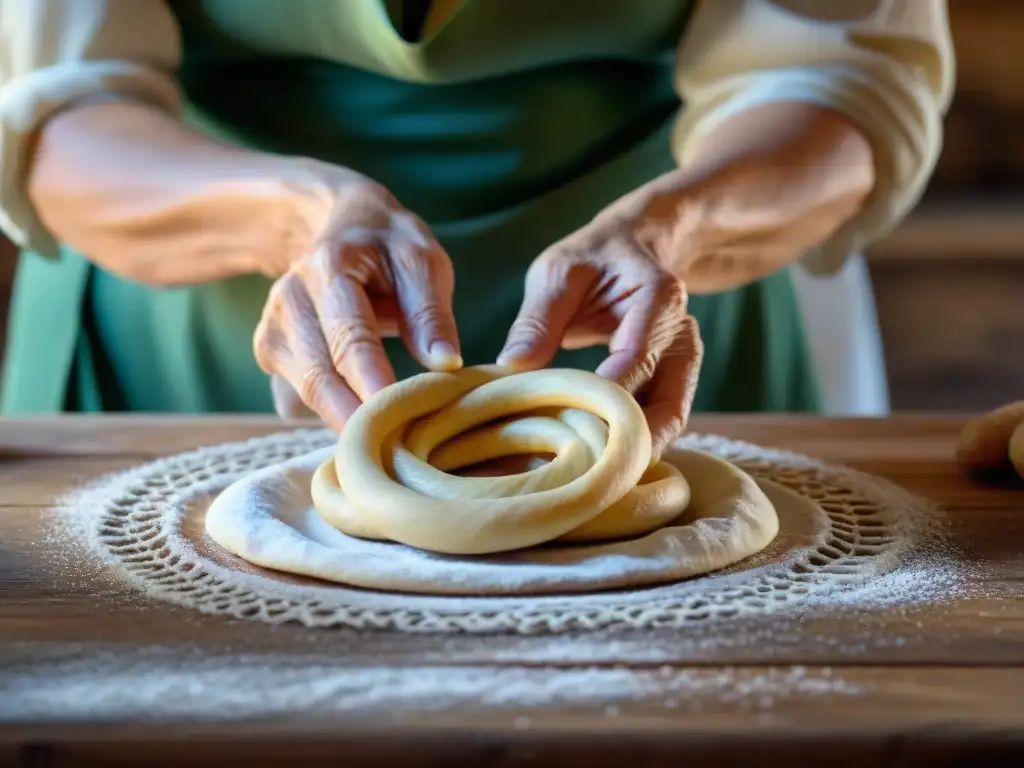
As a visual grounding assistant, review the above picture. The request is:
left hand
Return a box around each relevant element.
[496,184,704,460]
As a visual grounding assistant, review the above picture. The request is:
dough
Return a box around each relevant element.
[957,400,1024,483]
[205,444,781,596]
[204,365,780,595]
[956,400,1024,476]
[311,366,694,554]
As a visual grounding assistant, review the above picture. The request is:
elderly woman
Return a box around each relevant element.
[0,0,952,455]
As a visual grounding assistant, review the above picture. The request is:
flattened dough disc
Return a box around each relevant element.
[205,445,780,596]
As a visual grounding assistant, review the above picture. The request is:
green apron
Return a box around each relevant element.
[1,0,819,415]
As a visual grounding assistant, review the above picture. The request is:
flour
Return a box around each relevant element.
[13,428,980,729]
[42,428,962,638]
[203,444,783,597]
[21,428,970,727]
[2,646,862,723]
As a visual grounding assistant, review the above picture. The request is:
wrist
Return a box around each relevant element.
[247,157,402,277]
[232,156,341,277]
[625,167,716,277]
[634,137,871,284]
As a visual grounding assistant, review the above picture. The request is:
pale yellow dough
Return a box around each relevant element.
[311,366,749,556]
[206,366,780,594]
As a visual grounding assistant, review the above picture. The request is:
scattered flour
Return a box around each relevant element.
[2,647,862,723]
[15,429,978,724]
[41,429,966,637]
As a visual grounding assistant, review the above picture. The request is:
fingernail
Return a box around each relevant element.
[496,344,531,368]
[428,341,462,371]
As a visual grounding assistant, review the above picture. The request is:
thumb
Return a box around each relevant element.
[498,253,595,370]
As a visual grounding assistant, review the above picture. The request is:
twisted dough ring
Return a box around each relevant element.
[311,366,692,555]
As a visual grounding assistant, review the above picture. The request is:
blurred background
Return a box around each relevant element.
[0,2,1018,413]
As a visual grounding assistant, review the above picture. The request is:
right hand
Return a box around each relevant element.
[253,176,462,432]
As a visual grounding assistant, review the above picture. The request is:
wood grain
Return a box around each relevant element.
[3,666,1024,768]
[2,415,1024,764]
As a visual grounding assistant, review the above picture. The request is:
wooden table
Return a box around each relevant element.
[2,415,1024,767]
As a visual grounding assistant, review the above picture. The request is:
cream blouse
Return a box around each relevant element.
[0,0,954,274]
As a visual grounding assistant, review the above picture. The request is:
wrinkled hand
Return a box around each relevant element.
[254,179,462,432]
[497,196,704,460]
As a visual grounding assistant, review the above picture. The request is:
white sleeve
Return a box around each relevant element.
[671,0,955,275]
[0,0,183,258]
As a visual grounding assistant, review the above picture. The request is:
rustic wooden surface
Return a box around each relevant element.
[2,414,1024,766]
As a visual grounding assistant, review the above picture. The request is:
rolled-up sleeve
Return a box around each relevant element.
[0,0,183,258]
[671,0,955,275]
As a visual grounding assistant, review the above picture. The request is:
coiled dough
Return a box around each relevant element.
[311,366,693,555]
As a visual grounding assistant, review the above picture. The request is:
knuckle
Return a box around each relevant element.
[252,324,272,368]
[639,350,659,380]
[422,247,453,276]
[508,314,550,345]
[661,410,686,433]
[659,415,686,444]
[532,247,572,275]
[404,299,446,332]
[264,276,288,310]
[264,273,319,333]
[390,237,446,270]
[304,244,337,277]
[524,250,596,299]
[646,307,685,355]
[272,271,307,307]
[253,297,287,371]
[335,244,381,283]
[357,179,396,207]
[653,271,687,307]
[384,210,437,254]
[686,318,705,357]
[667,315,704,359]
[335,181,395,223]
[325,320,382,367]
[525,250,567,286]
[390,247,449,289]
[252,328,287,374]
[623,351,659,391]
[299,362,335,406]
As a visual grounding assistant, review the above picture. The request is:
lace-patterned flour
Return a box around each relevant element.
[12,435,967,723]
[45,429,960,635]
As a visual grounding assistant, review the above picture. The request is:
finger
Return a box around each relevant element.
[497,252,597,370]
[594,274,688,394]
[386,215,462,371]
[258,273,362,432]
[372,295,402,338]
[270,373,316,422]
[304,244,397,402]
[393,255,462,371]
[640,316,703,460]
[561,314,617,350]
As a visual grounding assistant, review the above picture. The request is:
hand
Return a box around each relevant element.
[254,176,462,432]
[496,103,874,458]
[497,190,704,460]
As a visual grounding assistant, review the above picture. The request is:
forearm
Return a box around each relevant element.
[641,102,875,294]
[26,99,334,286]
